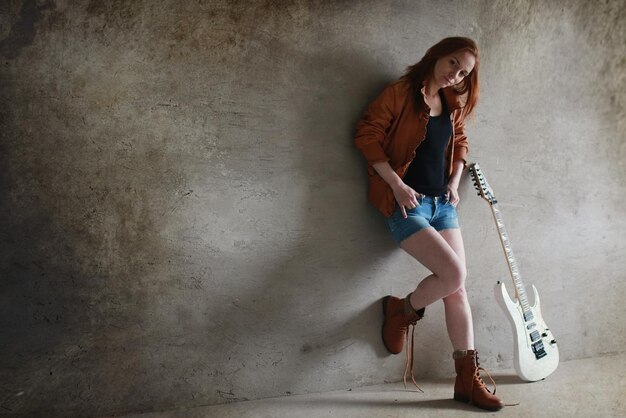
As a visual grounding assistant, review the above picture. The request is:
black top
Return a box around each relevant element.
[403,90,452,196]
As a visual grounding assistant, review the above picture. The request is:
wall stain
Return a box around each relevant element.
[0,0,54,60]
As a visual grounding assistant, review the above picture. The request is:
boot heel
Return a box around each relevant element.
[453,393,470,404]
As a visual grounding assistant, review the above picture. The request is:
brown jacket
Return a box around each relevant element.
[354,78,469,217]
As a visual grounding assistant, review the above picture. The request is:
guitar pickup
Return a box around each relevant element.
[526,322,537,330]
[529,330,541,342]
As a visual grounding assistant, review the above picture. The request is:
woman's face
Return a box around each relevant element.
[432,50,476,88]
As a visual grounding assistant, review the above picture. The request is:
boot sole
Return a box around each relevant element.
[453,394,504,411]
[381,295,397,354]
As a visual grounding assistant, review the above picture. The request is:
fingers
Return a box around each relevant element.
[400,193,421,218]
[395,186,422,218]
[404,193,420,209]
[450,194,459,207]
[412,192,421,207]
[446,189,459,207]
[406,191,419,207]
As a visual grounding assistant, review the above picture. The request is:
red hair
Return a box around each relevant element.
[401,37,480,117]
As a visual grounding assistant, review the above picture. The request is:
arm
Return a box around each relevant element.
[447,109,470,206]
[354,82,419,218]
[447,160,465,206]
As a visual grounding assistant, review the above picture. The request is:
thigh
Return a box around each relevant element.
[438,228,466,267]
[399,227,464,279]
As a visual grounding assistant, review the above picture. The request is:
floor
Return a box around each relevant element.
[124,353,626,418]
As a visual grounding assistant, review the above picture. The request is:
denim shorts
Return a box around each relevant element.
[385,195,459,244]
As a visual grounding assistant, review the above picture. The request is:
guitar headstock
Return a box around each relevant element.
[468,163,498,205]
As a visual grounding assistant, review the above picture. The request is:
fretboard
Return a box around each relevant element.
[490,203,533,321]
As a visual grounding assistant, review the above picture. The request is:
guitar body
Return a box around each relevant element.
[494,281,559,381]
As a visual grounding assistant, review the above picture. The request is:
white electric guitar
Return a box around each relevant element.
[469,163,559,382]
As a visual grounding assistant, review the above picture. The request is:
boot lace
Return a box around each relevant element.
[402,321,423,393]
[469,354,498,401]
[470,354,520,407]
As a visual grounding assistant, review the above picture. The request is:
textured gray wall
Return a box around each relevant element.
[1,0,624,416]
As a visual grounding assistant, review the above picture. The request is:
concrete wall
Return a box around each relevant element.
[1,0,624,416]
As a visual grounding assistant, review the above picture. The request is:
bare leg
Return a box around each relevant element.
[439,229,475,351]
[399,227,474,351]
[399,227,467,310]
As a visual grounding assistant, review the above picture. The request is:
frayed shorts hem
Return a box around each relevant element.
[385,195,460,244]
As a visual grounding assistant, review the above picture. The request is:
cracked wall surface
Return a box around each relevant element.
[0,0,624,416]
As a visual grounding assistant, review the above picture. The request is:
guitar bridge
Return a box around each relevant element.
[532,340,547,359]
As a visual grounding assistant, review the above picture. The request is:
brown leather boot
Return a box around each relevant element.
[453,350,504,411]
[381,294,424,354]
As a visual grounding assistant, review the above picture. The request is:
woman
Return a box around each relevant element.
[354,37,504,411]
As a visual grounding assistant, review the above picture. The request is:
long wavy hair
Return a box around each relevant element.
[401,37,480,117]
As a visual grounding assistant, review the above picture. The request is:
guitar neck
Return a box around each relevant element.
[489,203,532,314]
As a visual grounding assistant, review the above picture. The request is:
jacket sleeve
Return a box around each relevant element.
[354,84,396,165]
[452,108,469,164]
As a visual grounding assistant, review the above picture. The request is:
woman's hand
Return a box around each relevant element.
[370,161,420,218]
[392,182,421,218]
[446,160,464,207]
[446,183,460,207]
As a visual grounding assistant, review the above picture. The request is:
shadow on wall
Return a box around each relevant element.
[203,43,415,403]
[247,43,466,394]
[276,45,459,391]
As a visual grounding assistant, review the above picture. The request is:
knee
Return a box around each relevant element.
[442,263,466,294]
[443,285,468,304]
